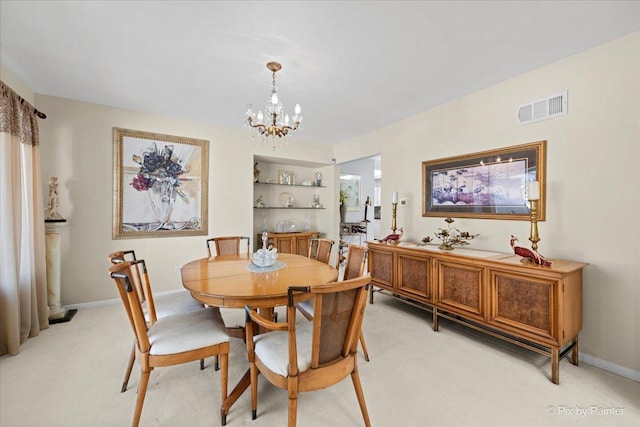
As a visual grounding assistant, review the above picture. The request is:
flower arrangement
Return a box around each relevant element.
[339,189,347,204]
[130,143,187,201]
[419,217,478,250]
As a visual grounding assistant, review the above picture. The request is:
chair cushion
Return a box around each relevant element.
[253,321,313,377]
[143,290,203,322]
[148,307,229,355]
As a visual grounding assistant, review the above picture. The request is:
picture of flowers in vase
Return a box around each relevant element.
[130,144,187,224]
[114,128,209,238]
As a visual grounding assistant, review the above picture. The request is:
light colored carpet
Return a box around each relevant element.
[1,293,638,426]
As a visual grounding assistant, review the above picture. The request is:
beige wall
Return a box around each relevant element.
[35,95,335,305]
[335,32,640,375]
[1,64,34,103]
[29,32,639,376]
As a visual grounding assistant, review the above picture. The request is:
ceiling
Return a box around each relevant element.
[2,1,639,144]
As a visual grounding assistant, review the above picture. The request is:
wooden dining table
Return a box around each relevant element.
[180,252,338,425]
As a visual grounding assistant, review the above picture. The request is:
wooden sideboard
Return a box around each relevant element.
[260,232,318,256]
[367,241,587,384]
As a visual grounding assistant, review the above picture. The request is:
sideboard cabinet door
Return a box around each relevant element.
[397,253,434,303]
[368,247,394,290]
[437,261,486,321]
[489,270,557,345]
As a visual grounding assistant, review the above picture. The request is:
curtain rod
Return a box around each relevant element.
[20,97,47,119]
[1,80,47,119]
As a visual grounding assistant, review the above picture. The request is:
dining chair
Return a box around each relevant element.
[109,261,230,427]
[245,274,372,427]
[342,244,371,361]
[296,238,334,320]
[107,250,206,393]
[206,236,251,257]
[297,243,371,361]
[307,237,334,264]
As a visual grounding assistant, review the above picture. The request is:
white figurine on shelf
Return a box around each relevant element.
[256,195,265,208]
[315,170,322,186]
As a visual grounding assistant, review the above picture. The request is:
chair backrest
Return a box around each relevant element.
[308,238,334,265]
[107,251,157,323]
[343,244,368,280]
[207,236,251,257]
[287,274,370,371]
[109,261,153,354]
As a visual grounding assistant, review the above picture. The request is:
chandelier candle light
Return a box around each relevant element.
[246,61,302,150]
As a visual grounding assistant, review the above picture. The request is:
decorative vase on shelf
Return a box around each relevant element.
[340,203,347,223]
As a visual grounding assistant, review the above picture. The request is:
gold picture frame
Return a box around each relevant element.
[422,141,546,221]
[113,127,209,239]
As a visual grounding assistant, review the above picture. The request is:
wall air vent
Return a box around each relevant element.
[517,91,567,125]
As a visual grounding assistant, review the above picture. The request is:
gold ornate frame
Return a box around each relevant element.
[422,141,546,221]
[113,128,209,239]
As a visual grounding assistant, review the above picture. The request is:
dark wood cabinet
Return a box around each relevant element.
[367,241,587,384]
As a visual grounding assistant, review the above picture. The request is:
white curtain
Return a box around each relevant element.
[0,80,49,356]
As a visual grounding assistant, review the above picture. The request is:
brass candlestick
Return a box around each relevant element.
[391,202,398,234]
[529,199,540,251]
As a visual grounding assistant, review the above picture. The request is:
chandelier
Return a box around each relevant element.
[245,61,302,149]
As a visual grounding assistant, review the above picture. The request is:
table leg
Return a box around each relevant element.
[551,348,559,384]
[221,369,251,426]
[433,307,439,331]
[220,307,275,425]
[570,337,579,366]
[226,326,245,340]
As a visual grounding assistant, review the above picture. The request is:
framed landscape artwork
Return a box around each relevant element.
[422,140,546,221]
[113,128,209,239]
[340,174,361,211]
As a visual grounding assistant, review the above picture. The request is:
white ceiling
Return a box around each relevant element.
[2,1,639,144]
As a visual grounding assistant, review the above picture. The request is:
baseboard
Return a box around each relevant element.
[579,352,640,383]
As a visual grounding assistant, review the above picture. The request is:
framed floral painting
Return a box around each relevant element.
[113,128,209,239]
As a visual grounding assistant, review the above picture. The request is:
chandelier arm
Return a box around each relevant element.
[247,117,267,132]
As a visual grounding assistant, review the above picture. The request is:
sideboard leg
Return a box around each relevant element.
[551,348,559,384]
[570,337,579,366]
[369,285,374,304]
[433,308,439,331]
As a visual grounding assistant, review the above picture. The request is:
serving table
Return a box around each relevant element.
[181,252,338,424]
[367,241,587,384]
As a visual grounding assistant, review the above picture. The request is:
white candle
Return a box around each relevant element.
[392,191,398,204]
[527,181,540,201]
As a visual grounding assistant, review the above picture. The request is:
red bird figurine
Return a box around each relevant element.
[510,235,552,266]
[378,227,404,245]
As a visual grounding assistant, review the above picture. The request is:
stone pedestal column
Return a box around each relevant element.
[45,221,69,320]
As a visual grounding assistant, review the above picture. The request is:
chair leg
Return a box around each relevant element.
[250,360,258,420]
[350,369,371,427]
[287,393,298,427]
[359,331,370,362]
[215,355,219,371]
[133,369,151,427]
[122,342,136,392]
[219,353,228,425]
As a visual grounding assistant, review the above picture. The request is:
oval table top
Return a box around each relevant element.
[181,253,338,308]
